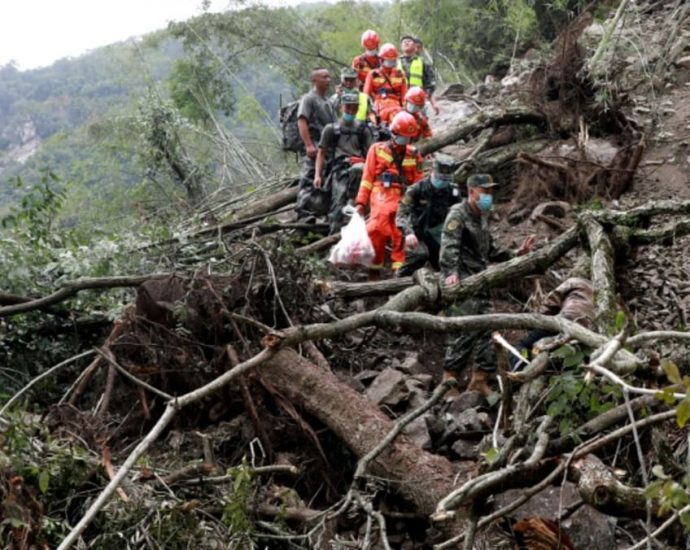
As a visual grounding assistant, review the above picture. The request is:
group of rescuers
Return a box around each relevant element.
[293,30,592,397]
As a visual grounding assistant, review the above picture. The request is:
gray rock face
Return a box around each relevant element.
[403,415,432,450]
[451,438,479,460]
[365,367,408,407]
[495,483,616,550]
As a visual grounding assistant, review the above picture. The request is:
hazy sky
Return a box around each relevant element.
[0,0,328,71]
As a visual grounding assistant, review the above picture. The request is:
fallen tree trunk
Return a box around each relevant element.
[455,139,550,184]
[582,216,617,330]
[571,454,658,520]
[263,348,459,517]
[417,106,546,156]
[318,225,579,300]
[220,185,299,224]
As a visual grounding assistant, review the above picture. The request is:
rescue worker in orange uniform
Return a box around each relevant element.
[355,111,423,279]
[352,30,382,89]
[404,86,432,142]
[363,43,408,126]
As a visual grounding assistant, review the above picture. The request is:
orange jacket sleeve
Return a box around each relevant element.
[399,74,408,106]
[356,143,379,206]
[363,71,375,98]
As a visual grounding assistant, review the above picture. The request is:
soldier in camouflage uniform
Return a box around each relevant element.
[440,173,535,396]
[396,154,460,276]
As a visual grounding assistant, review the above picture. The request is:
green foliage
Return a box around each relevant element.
[646,472,690,531]
[545,344,622,438]
[0,413,93,547]
[655,359,690,429]
[221,460,257,546]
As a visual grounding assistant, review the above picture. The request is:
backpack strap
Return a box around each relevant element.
[389,143,408,187]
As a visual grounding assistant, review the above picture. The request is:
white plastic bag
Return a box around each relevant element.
[328,208,375,268]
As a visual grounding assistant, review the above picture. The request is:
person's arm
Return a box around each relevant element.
[314,125,334,188]
[439,207,464,284]
[396,185,417,235]
[399,74,408,106]
[421,116,432,138]
[314,148,327,189]
[363,71,375,98]
[423,61,440,115]
[355,144,378,214]
[298,117,316,159]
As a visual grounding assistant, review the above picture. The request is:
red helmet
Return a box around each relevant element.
[390,111,418,138]
[404,86,426,106]
[379,43,398,60]
[361,30,380,51]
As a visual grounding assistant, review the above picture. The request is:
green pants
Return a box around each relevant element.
[443,295,496,373]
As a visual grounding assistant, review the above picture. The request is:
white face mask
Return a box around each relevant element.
[383,59,396,69]
[406,102,420,113]
[365,49,378,56]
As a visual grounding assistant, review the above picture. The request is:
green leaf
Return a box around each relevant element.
[484,447,499,465]
[551,344,575,359]
[661,359,682,386]
[680,510,690,530]
[563,351,584,369]
[38,470,50,494]
[676,398,690,428]
[614,310,626,332]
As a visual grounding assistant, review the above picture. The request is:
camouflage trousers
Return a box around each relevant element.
[295,156,329,219]
[443,295,496,373]
[328,162,363,234]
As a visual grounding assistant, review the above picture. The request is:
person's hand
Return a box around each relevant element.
[313,175,322,189]
[335,84,343,96]
[405,234,419,250]
[444,273,460,287]
[517,234,537,256]
[356,204,365,216]
[306,143,317,159]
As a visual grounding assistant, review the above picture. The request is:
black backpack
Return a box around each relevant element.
[280,100,304,153]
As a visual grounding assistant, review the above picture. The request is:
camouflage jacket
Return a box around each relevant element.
[439,200,514,278]
[396,177,460,243]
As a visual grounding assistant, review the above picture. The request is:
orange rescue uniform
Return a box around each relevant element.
[355,141,423,271]
[352,53,381,89]
[412,111,432,141]
[363,68,408,125]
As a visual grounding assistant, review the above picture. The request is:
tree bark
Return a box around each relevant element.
[417,106,546,156]
[221,184,298,223]
[263,348,459,517]
[570,454,658,520]
[582,216,617,330]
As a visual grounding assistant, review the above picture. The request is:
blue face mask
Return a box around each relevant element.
[431,177,449,190]
[393,135,410,146]
[342,112,356,123]
[477,193,493,212]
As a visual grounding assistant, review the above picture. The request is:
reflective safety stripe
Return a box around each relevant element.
[361,180,373,190]
[356,92,368,121]
[391,261,403,270]
[372,185,402,195]
[402,158,418,166]
[375,148,393,162]
[370,263,384,270]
